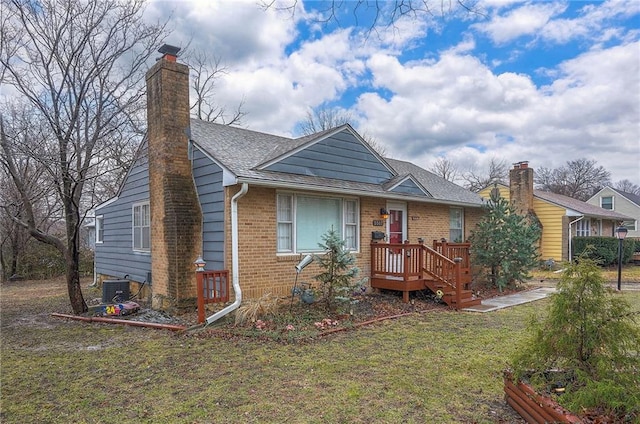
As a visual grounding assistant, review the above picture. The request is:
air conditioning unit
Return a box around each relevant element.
[102,279,130,303]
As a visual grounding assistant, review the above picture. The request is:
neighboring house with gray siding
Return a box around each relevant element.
[587,187,640,239]
[94,46,485,312]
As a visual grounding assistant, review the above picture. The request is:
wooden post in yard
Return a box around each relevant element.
[454,257,462,310]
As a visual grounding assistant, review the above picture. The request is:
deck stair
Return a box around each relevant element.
[370,240,481,310]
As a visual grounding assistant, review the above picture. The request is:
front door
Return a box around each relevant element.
[386,202,407,273]
[388,202,406,244]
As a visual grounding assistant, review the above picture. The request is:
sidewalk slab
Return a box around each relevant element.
[462,287,556,313]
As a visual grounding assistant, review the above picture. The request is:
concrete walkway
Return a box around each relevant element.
[462,287,556,313]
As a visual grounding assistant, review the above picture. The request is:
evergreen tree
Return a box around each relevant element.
[313,227,362,313]
[469,188,541,291]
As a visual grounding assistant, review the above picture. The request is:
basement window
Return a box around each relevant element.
[132,202,150,252]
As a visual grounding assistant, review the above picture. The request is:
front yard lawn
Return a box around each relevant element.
[2,277,638,423]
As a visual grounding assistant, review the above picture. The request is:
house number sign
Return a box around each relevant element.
[372,220,384,226]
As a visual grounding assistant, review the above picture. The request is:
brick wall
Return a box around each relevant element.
[223,185,481,300]
[146,51,203,311]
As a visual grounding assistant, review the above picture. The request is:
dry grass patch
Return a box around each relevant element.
[2,277,639,423]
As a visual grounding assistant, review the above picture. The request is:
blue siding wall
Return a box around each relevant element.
[392,179,429,196]
[192,147,225,270]
[265,129,394,184]
[94,143,151,283]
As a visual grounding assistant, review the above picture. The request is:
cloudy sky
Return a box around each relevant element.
[146,0,640,185]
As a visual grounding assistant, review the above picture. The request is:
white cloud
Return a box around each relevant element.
[355,41,639,184]
[473,2,567,44]
[142,0,639,183]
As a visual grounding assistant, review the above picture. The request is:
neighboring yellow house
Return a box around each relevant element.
[479,162,631,262]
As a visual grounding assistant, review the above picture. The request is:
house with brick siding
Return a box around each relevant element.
[94,46,485,313]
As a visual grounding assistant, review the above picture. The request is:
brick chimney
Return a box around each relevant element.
[509,161,534,215]
[146,44,202,311]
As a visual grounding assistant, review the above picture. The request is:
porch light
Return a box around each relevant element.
[380,208,389,219]
[615,226,627,291]
[615,226,628,240]
[194,255,206,272]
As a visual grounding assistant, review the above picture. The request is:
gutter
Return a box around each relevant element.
[234,177,483,208]
[205,183,248,326]
[568,216,584,263]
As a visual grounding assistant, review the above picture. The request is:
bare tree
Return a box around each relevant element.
[184,50,246,125]
[614,179,640,196]
[429,157,459,182]
[299,107,353,135]
[462,157,508,192]
[0,0,168,314]
[0,107,60,280]
[261,0,483,32]
[299,105,387,156]
[535,158,611,201]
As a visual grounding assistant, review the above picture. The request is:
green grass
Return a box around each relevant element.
[2,278,639,423]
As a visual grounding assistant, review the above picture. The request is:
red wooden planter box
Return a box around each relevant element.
[503,370,582,424]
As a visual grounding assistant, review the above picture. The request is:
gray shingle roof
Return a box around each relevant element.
[190,119,484,207]
[610,187,640,207]
[534,190,631,220]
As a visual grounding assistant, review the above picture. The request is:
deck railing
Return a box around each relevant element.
[196,270,230,323]
[370,240,470,307]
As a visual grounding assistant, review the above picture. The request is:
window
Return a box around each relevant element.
[276,193,359,253]
[601,196,613,210]
[622,220,637,231]
[576,219,590,237]
[96,216,104,243]
[132,202,150,251]
[449,208,463,242]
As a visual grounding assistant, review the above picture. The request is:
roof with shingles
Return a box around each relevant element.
[190,119,484,207]
[610,187,640,207]
[534,190,631,220]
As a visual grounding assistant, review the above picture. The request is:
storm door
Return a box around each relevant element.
[386,202,407,273]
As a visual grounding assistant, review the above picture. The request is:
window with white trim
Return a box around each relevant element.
[600,196,613,210]
[622,220,637,231]
[449,208,463,242]
[276,193,359,253]
[132,202,150,251]
[96,216,104,243]
[576,219,590,237]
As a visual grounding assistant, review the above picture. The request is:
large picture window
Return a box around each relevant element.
[277,193,359,253]
[449,208,464,242]
[132,202,150,251]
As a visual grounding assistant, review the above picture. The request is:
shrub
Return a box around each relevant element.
[235,293,280,325]
[510,257,640,418]
[572,236,635,265]
[313,227,365,314]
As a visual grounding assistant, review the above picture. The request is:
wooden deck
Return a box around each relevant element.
[370,240,480,309]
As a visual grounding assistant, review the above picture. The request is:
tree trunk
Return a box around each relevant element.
[66,253,87,314]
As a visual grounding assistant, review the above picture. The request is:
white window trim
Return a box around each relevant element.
[276,192,360,254]
[600,196,614,210]
[576,219,590,237]
[132,202,151,253]
[449,207,464,243]
[95,215,104,244]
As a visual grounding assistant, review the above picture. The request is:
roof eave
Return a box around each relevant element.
[232,177,483,208]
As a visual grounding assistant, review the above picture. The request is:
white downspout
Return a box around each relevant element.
[568,216,584,263]
[205,183,248,326]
